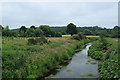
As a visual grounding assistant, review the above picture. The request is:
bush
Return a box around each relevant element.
[72,35,80,40]
[28,39,37,45]
[35,37,48,43]
[98,54,119,78]
[88,47,103,60]
[51,31,62,37]
[71,33,86,40]
[28,37,48,45]
[54,32,62,37]
[88,38,119,78]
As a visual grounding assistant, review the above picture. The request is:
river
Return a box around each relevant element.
[46,43,99,79]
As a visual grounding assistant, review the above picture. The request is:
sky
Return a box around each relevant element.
[0,2,118,29]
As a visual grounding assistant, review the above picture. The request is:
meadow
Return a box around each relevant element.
[2,35,119,79]
[2,36,92,78]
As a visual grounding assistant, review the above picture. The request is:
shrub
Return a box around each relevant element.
[98,54,119,78]
[88,38,119,78]
[55,32,62,37]
[72,35,80,40]
[88,47,103,60]
[28,39,37,45]
[71,33,86,40]
[35,37,48,43]
[28,37,48,45]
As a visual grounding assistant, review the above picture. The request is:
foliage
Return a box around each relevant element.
[66,23,77,36]
[39,25,51,37]
[84,29,92,35]
[26,28,43,37]
[71,33,86,40]
[50,31,62,37]
[98,37,109,50]
[111,26,120,38]
[2,26,16,37]
[19,26,27,33]
[2,25,120,38]
[28,37,48,45]
[2,25,62,38]
[98,54,119,78]
[51,26,120,38]
[30,25,36,29]
[54,32,62,37]
[88,38,120,78]
[88,49,103,60]
[2,37,92,78]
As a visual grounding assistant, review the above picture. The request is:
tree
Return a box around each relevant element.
[30,25,36,29]
[54,32,62,37]
[34,28,43,37]
[2,26,13,37]
[66,23,77,36]
[19,26,27,33]
[84,29,92,35]
[39,25,51,37]
[111,26,120,38]
[50,30,56,37]
[26,28,35,37]
[0,25,3,30]
[0,25,3,36]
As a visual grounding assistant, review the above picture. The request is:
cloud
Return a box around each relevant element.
[1,2,118,29]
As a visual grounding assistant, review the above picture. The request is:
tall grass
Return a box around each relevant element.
[2,37,91,78]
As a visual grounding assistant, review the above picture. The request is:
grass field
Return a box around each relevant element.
[106,38,119,50]
[62,35,71,37]
[62,35,100,38]
[86,35,100,37]
[2,37,92,78]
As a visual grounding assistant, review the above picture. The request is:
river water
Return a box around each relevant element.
[47,43,99,78]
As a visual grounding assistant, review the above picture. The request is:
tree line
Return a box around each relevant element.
[1,23,120,38]
[51,25,120,38]
[1,25,62,37]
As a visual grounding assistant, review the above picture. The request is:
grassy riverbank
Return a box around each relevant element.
[2,37,92,78]
[88,37,119,79]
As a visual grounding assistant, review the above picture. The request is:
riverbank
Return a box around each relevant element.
[2,37,92,78]
[88,38,119,79]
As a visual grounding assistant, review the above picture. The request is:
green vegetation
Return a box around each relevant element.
[51,26,120,38]
[88,37,119,79]
[71,33,86,40]
[98,54,119,78]
[2,25,62,37]
[2,36,92,78]
[1,23,120,79]
[27,37,48,45]
[66,23,77,36]
[1,24,120,38]
[88,37,109,60]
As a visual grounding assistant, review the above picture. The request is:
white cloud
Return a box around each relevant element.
[1,2,118,29]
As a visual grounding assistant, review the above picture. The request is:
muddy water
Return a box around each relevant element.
[47,43,99,78]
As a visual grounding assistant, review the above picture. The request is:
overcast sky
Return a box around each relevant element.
[1,2,118,29]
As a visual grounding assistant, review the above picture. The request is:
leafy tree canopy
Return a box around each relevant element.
[66,23,77,36]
